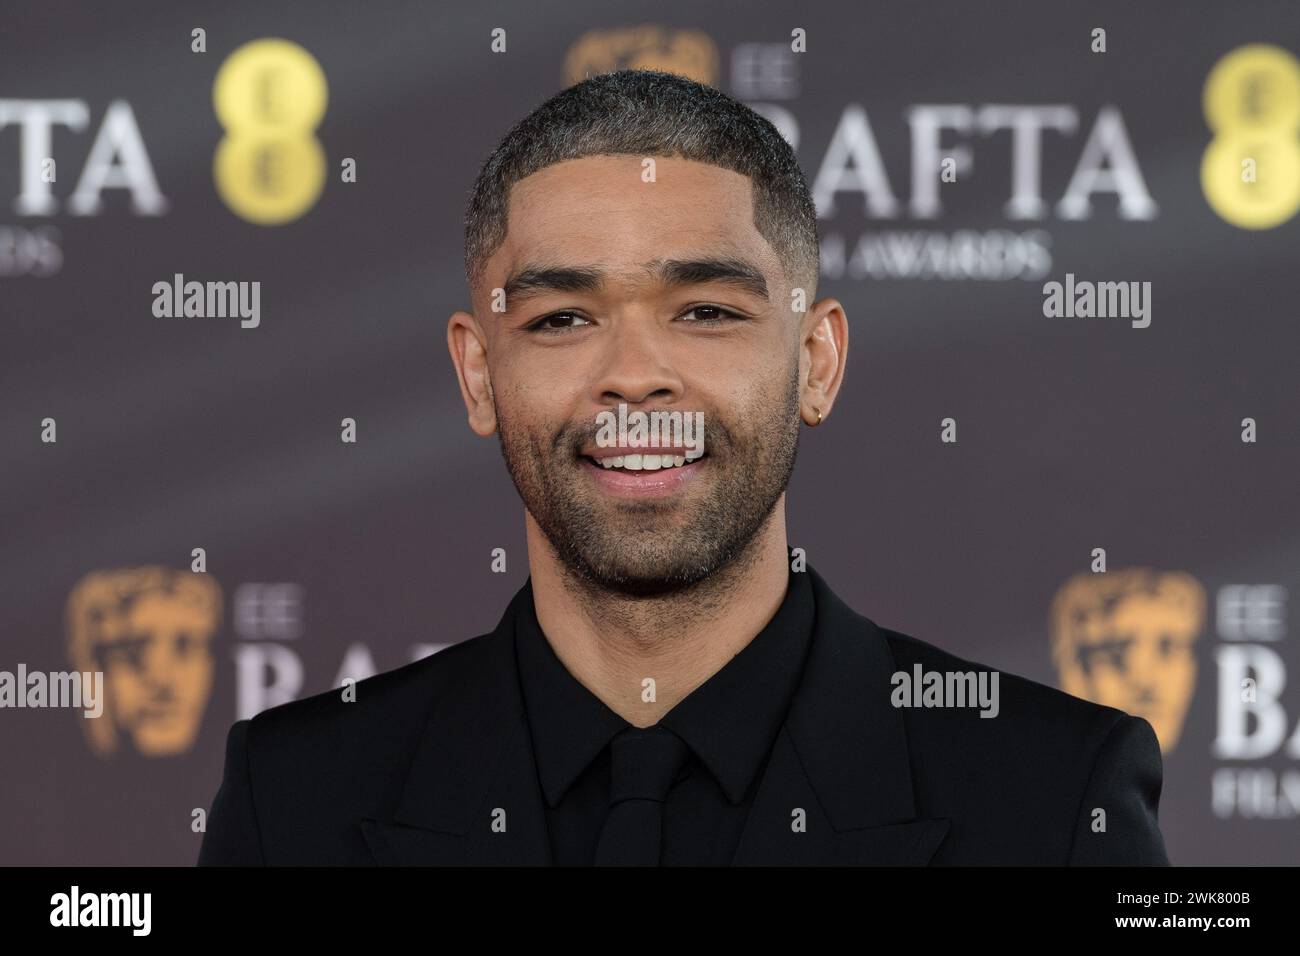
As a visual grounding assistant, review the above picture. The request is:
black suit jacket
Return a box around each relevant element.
[197,565,1170,865]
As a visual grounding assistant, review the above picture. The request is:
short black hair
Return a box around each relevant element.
[463,69,820,300]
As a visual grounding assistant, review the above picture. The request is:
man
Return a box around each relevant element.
[198,69,1169,866]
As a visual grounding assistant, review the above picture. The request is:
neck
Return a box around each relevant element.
[526,502,791,727]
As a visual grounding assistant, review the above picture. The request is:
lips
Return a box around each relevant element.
[578,451,708,497]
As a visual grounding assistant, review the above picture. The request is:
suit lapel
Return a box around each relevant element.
[732,566,951,865]
[360,588,552,865]
[360,565,949,866]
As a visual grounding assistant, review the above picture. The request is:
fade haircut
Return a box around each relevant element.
[463,69,820,301]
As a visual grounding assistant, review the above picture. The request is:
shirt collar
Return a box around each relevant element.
[513,557,816,807]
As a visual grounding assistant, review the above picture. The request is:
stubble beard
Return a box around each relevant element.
[495,367,801,599]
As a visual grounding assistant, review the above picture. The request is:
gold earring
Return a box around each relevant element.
[812,406,824,426]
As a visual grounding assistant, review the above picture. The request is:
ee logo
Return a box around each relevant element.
[1201,43,1300,229]
[213,38,328,225]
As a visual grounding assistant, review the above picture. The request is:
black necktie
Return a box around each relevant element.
[593,726,690,866]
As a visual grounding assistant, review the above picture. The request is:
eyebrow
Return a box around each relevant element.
[500,256,770,306]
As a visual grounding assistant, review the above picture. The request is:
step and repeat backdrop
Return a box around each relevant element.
[2,0,1298,865]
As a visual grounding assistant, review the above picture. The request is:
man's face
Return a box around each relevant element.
[468,155,808,595]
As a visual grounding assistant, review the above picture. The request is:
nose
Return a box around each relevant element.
[588,317,684,407]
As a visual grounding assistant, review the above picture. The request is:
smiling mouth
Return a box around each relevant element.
[581,451,708,473]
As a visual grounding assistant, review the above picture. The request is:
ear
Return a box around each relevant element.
[800,298,848,426]
[446,310,497,437]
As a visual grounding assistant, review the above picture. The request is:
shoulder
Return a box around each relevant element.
[808,565,1131,746]
[876,622,1157,803]
[872,622,1165,860]
[200,629,513,863]
[240,629,505,770]
[879,624,1132,741]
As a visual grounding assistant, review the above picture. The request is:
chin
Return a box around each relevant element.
[571,548,718,596]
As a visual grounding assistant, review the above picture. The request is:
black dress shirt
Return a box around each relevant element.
[513,562,815,865]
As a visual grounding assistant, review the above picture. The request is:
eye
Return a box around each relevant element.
[681,304,746,324]
[528,311,592,333]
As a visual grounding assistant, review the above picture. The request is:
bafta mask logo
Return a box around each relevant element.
[67,568,221,757]
[1050,569,1205,753]
[563,25,719,87]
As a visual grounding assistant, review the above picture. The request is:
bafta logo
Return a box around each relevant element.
[563,26,719,87]
[1051,569,1205,753]
[67,568,221,757]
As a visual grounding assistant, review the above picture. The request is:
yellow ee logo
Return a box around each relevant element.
[1201,44,1300,229]
[213,38,328,225]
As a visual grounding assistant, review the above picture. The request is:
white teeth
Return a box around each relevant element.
[685,447,704,461]
[592,451,704,471]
